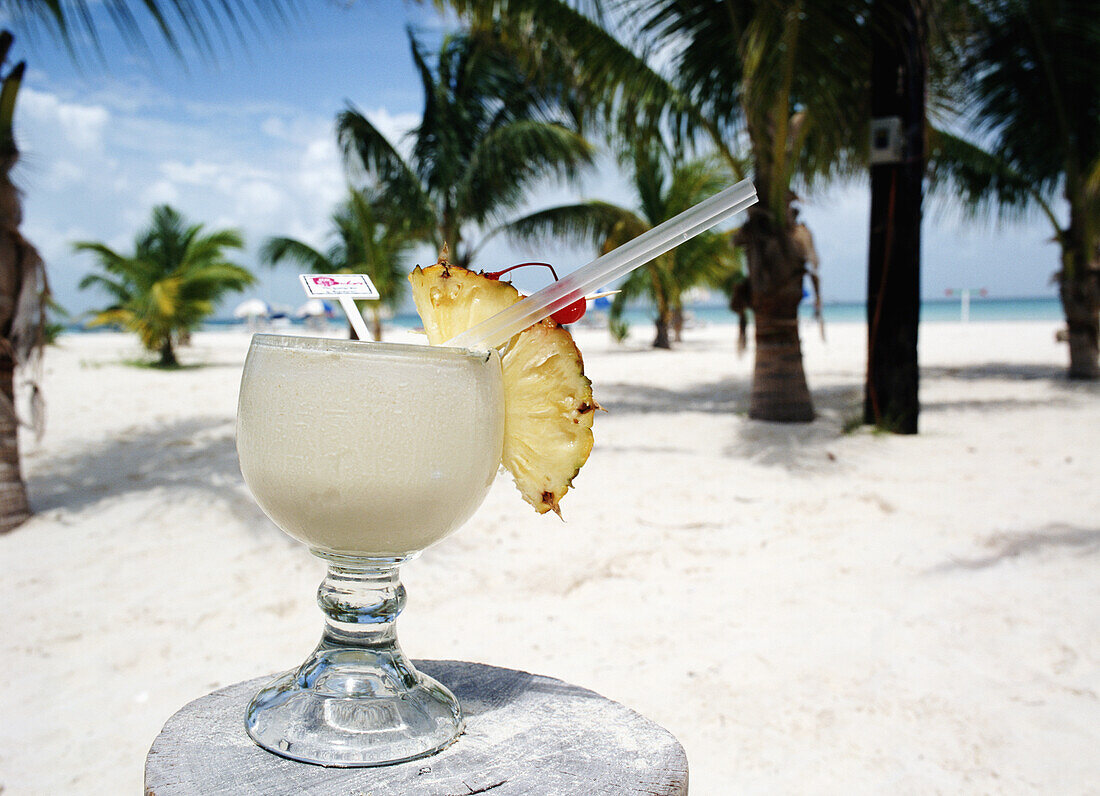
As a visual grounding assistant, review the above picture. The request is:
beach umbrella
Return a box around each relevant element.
[296,299,335,319]
[233,298,270,319]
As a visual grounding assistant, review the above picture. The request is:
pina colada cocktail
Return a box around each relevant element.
[238,335,503,558]
[237,335,504,766]
[236,251,597,768]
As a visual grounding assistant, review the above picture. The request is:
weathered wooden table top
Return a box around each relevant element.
[145,659,689,795]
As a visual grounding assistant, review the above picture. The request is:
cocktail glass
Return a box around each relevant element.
[236,334,504,767]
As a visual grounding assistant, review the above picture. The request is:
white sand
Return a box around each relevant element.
[1,319,1098,794]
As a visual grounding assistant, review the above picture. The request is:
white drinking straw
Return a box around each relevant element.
[444,179,757,351]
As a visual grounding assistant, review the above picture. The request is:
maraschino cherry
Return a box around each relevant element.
[484,262,587,325]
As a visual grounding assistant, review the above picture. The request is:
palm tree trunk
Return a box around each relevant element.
[1059,256,1100,379]
[0,347,30,532]
[0,81,45,532]
[737,207,814,422]
[158,338,177,367]
[650,267,672,349]
[653,313,671,349]
[750,299,813,422]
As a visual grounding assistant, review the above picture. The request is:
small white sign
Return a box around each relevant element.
[299,273,377,341]
[299,273,379,300]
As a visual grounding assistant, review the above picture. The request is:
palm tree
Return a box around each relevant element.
[260,189,419,341]
[336,27,594,269]
[75,205,251,367]
[500,143,740,348]
[928,0,1100,379]
[0,32,48,533]
[444,0,870,421]
[0,2,298,532]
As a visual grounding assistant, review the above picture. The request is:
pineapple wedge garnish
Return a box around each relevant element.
[409,257,596,516]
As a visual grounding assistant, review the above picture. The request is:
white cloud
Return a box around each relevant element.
[58,104,109,150]
[260,116,289,140]
[296,136,344,208]
[302,136,339,171]
[141,179,180,206]
[234,180,287,221]
[160,160,225,186]
[19,87,109,152]
[45,159,85,189]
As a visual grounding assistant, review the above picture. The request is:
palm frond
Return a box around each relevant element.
[72,240,129,269]
[85,306,133,329]
[75,272,129,303]
[499,201,645,250]
[926,127,1058,229]
[337,105,436,235]
[449,0,700,146]
[660,156,731,217]
[177,262,255,297]
[607,266,652,321]
[150,277,180,318]
[457,120,594,225]
[258,237,333,273]
[962,0,1100,191]
[0,44,24,156]
[346,187,417,311]
[183,228,245,261]
[8,0,300,64]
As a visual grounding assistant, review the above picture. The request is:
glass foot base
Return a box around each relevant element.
[245,653,464,767]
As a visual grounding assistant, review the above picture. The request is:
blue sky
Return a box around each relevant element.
[6,1,1062,319]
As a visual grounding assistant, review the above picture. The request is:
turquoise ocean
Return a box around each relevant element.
[61,296,1065,333]
[577,295,1065,327]
[194,295,1063,332]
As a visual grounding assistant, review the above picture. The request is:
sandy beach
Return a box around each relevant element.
[1,318,1098,794]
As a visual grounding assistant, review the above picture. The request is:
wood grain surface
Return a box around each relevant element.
[144,660,689,795]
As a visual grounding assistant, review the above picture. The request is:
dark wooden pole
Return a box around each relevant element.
[865,0,926,434]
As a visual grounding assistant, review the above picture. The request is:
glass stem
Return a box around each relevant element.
[296,557,419,696]
[317,558,406,645]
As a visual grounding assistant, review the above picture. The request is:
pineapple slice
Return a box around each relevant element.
[409,258,596,515]
[498,318,596,515]
[409,261,523,343]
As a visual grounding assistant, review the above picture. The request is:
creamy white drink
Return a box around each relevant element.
[236,335,504,558]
